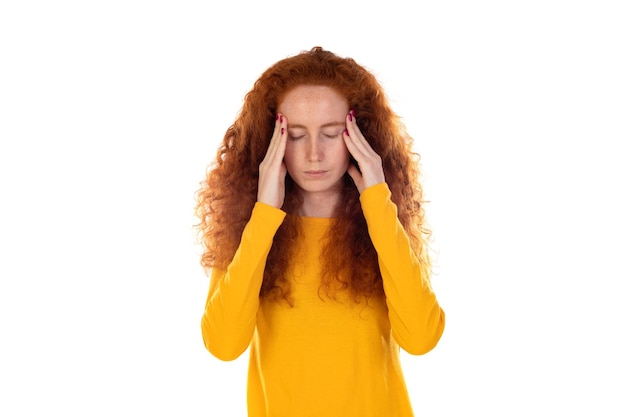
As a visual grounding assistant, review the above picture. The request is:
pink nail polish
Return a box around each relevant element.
[348,113,353,121]
[280,115,283,123]
[344,128,349,137]
[276,113,279,120]
[281,127,285,134]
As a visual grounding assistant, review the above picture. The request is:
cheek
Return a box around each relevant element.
[336,141,351,168]
[283,143,297,170]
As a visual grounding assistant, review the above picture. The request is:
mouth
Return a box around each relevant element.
[304,170,327,178]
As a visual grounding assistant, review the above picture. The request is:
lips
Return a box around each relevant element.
[304,170,327,178]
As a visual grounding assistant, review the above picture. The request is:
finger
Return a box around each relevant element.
[266,113,283,156]
[343,111,385,190]
[273,114,288,162]
[343,113,371,162]
[265,113,288,163]
[342,111,361,151]
[258,114,288,207]
[343,126,372,169]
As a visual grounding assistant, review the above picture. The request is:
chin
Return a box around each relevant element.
[301,180,344,194]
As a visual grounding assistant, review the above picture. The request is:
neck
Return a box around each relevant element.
[298,189,342,218]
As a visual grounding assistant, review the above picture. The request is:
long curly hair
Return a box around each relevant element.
[195,47,431,304]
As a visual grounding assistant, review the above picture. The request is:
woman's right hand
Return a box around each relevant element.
[257,113,288,208]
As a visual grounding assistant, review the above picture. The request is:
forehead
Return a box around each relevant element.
[278,85,349,125]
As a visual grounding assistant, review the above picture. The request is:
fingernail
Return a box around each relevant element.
[281,127,285,134]
[276,113,279,120]
[344,128,349,136]
[280,115,284,123]
[348,112,353,121]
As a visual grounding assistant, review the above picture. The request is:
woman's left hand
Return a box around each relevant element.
[343,110,385,193]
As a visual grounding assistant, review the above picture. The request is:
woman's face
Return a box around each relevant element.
[278,85,351,201]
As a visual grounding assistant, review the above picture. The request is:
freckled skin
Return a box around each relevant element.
[278,85,351,216]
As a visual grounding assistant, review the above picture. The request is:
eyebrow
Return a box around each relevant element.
[288,121,345,130]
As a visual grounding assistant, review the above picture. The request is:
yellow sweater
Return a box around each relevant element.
[201,183,445,417]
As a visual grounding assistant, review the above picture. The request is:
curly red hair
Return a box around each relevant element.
[195,47,431,303]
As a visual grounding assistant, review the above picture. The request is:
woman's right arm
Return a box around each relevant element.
[201,202,285,361]
[201,113,289,361]
[202,114,287,361]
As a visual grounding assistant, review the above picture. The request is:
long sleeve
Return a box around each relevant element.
[360,183,445,355]
[201,202,286,361]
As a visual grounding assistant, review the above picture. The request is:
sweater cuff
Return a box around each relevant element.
[250,202,287,229]
[359,182,391,207]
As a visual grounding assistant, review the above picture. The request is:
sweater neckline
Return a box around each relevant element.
[298,215,333,225]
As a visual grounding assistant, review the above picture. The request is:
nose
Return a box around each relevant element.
[307,138,322,162]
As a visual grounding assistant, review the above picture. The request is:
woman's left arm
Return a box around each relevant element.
[360,184,445,355]
[343,111,445,355]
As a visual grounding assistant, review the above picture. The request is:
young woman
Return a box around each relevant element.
[196,47,445,417]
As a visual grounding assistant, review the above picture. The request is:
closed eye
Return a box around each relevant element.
[322,132,341,139]
[288,134,305,141]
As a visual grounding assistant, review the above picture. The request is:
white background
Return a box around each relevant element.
[1,1,625,416]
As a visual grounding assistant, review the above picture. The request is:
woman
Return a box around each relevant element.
[196,47,445,417]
